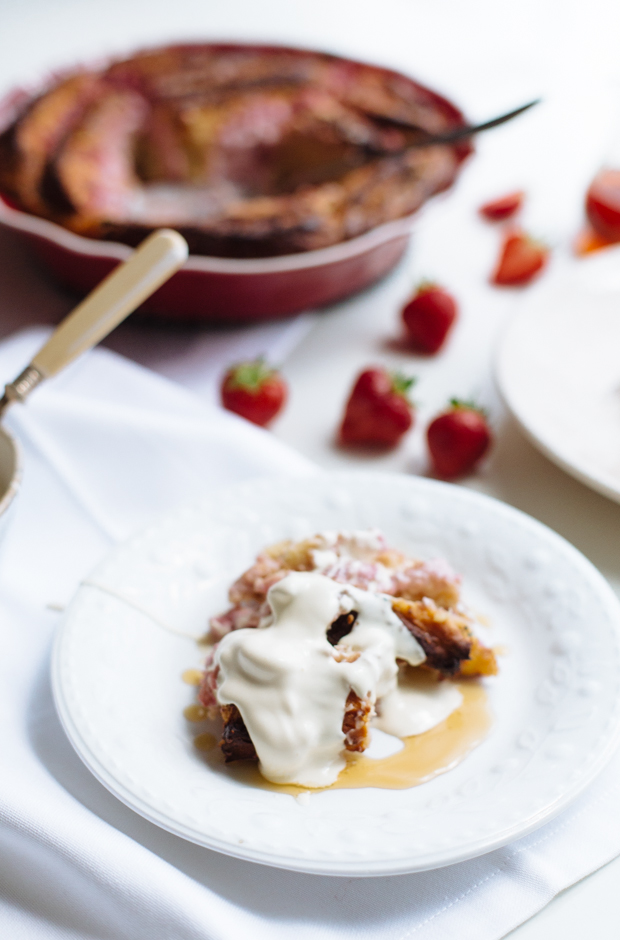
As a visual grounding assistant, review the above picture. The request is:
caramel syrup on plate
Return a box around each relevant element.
[182,669,203,686]
[184,704,209,722]
[331,681,489,791]
[184,677,491,794]
[193,731,218,750]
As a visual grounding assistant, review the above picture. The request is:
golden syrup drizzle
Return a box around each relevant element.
[194,731,218,751]
[331,681,489,790]
[181,668,203,686]
[216,680,491,795]
[184,704,208,722]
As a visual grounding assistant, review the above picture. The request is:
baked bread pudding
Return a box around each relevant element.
[198,530,497,787]
[0,44,470,257]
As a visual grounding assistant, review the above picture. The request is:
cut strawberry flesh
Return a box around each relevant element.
[586,169,620,241]
[479,190,523,221]
[492,231,548,286]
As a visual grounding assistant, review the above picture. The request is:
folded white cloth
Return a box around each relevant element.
[103,313,317,406]
[2,328,620,940]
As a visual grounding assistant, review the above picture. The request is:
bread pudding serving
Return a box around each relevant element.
[0,44,471,258]
[197,530,497,788]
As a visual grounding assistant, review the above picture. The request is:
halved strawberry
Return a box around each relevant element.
[479,190,524,221]
[585,169,620,241]
[491,230,549,286]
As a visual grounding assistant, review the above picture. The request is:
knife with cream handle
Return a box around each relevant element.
[0,228,188,415]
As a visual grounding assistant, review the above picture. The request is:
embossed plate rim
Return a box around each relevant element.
[52,472,620,875]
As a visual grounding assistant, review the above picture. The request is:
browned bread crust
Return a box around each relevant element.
[391,597,497,677]
[391,597,472,675]
[220,704,258,762]
[458,637,498,677]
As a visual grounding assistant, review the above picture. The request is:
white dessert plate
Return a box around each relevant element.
[52,471,620,876]
[496,257,620,504]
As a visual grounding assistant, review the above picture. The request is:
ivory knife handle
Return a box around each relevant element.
[33,229,188,377]
[0,229,188,414]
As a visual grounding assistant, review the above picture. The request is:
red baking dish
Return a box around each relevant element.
[0,44,470,324]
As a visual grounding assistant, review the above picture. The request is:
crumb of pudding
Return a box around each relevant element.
[342,691,373,751]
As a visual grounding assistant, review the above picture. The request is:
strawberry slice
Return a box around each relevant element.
[401,282,458,354]
[339,368,416,448]
[427,399,491,479]
[479,190,524,221]
[491,230,549,286]
[221,358,287,427]
[585,169,620,241]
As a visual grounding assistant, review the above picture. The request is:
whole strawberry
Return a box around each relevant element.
[339,368,416,448]
[401,283,458,354]
[221,358,287,427]
[427,400,491,479]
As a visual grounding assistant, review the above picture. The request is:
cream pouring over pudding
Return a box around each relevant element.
[196,530,498,789]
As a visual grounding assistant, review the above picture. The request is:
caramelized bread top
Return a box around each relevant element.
[0,44,470,257]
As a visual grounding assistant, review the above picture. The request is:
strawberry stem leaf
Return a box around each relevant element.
[449,397,489,417]
[227,357,276,391]
[415,279,440,295]
[392,372,417,399]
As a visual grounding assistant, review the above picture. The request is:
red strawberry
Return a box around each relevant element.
[427,400,491,479]
[339,368,416,448]
[479,190,524,221]
[585,169,620,241]
[491,230,549,286]
[221,358,287,427]
[401,283,458,354]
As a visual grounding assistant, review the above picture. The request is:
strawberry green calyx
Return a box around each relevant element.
[391,372,417,400]
[227,357,276,392]
[449,397,489,418]
[523,233,548,250]
[415,279,440,295]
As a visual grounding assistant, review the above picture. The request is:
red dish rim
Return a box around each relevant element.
[0,188,424,273]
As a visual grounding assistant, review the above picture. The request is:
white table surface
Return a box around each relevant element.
[2,0,620,936]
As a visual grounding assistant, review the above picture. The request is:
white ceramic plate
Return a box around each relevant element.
[52,472,620,876]
[496,260,620,504]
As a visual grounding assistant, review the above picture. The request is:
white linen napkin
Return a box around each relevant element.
[102,312,318,406]
[2,328,620,940]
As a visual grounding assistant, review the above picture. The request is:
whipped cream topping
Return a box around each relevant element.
[215,571,462,787]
